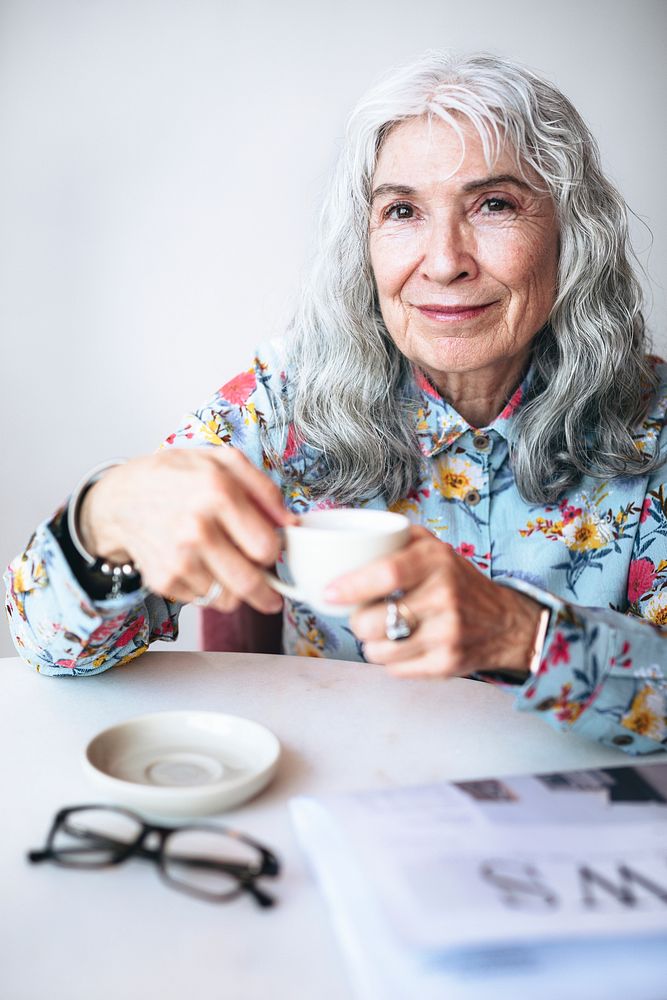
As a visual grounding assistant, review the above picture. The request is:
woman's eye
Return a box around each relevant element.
[384,202,414,221]
[480,197,514,215]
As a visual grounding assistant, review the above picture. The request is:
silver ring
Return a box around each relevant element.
[194,581,223,608]
[384,592,415,641]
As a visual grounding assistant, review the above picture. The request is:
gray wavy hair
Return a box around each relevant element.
[282,51,657,505]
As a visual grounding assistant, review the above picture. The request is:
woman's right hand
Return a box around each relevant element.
[78,447,297,613]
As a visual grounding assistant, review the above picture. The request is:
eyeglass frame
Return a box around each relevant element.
[28,804,281,908]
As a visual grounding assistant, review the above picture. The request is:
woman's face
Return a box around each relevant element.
[369,116,559,389]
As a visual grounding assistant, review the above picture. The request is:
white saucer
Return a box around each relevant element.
[83,711,281,819]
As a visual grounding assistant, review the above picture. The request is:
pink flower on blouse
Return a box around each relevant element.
[619,640,632,669]
[152,619,176,639]
[116,617,146,649]
[164,422,193,445]
[413,367,442,400]
[640,498,652,524]
[611,640,633,669]
[627,558,656,603]
[219,370,257,405]
[89,612,134,644]
[456,542,476,558]
[560,502,583,524]
[283,424,302,462]
[549,631,570,665]
[498,384,523,419]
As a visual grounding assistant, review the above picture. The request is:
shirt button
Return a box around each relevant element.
[611,733,634,746]
[535,697,557,711]
[464,489,481,507]
[472,433,491,451]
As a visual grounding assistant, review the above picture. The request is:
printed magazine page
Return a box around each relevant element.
[291,763,667,1000]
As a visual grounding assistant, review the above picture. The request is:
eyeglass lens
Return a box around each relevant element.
[162,828,263,897]
[53,807,142,867]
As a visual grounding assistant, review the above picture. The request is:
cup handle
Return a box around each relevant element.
[263,570,302,603]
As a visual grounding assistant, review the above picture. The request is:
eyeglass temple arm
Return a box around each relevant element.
[27,849,51,863]
[27,839,122,864]
[259,850,280,877]
[242,879,276,908]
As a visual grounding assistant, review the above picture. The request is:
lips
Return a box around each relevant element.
[415,302,495,321]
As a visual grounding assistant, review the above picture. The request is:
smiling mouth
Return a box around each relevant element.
[415,303,496,322]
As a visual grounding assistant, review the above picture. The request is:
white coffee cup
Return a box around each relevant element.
[264,508,411,617]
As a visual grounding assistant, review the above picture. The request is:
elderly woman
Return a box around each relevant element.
[5,52,666,754]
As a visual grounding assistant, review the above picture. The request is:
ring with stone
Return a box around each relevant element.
[384,591,416,641]
[194,581,223,608]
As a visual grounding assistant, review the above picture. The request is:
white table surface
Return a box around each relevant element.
[1,649,661,1000]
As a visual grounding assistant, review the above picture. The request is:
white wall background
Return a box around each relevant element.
[1,0,665,657]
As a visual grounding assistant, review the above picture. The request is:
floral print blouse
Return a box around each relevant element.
[5,341,667,756]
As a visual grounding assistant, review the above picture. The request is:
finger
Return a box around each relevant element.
[350,578,444,643]
[358,594,430,664]
[162,574,242,615]
[189,576,243,614]
[388,642,469,680]
[361,602,461,670]
[325,533,453,606]
[157,580,239,613]
[326,536,451,604]
[362,631,427,665]
[208,470,288,567]
[201,525,284,614]
[152,580,196,606]
[135,511,283,614]
[386,649,461,679]
[138,542,214,606]
[365,636,462,679]
[209,447,298,526]
[205,452,300,567]
[207,586,243,613]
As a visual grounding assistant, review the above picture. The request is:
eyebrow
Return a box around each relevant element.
[462,174,532,193]
[370,183,417,202]
[370,174,532,202]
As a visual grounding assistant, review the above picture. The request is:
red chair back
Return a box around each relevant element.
[199,605,283,654]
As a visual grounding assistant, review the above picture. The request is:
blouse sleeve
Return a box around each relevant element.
[3,347,287,676]
[504,456,667,756]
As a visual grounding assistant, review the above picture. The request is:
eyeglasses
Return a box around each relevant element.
[28,805,280,908]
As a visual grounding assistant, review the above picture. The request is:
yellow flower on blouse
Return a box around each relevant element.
[295,639,323,658]
[621,685,666,741]
[561,513,612,552]
[415,407,429,433]
[13,557,47,594]
[244,403,259,425]
[117,645,149,667]
[199,418,224,446]
[433,455,483,501]
[390,496,420,517]
[644,592,667,626]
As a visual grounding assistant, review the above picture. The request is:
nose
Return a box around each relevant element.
[420,215,478,284]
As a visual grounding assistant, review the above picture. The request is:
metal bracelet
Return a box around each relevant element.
[67,460,140,593]
[97,560,141,600]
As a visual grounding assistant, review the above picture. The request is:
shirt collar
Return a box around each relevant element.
[411,365,531,459]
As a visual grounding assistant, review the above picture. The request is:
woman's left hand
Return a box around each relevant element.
[326,525,543,678]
